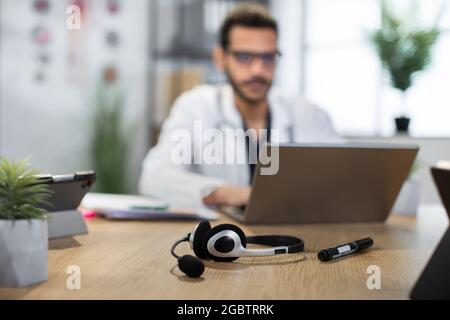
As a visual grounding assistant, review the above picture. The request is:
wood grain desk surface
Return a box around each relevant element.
[1,205,448,300]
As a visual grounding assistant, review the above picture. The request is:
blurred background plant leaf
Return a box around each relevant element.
[370,0,441,92]
[91,71,130,195]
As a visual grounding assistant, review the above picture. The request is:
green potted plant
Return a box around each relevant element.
[91,66,129,194]
[370,1,440,134]
[0,158,52,287]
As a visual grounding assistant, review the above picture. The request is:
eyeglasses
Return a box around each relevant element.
[226,50,282,66]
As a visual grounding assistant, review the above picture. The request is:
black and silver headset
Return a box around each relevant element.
[171,221,304,278]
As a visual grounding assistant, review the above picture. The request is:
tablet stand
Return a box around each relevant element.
[47,210,88,239]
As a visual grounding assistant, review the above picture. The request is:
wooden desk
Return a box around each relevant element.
[1,205,448,300]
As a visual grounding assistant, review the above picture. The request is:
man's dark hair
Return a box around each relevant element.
[219,3,278,50]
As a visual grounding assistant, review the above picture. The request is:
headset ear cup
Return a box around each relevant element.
[192,221,211,259]
[203,224,247,262]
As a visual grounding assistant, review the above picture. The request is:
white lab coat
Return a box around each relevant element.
[139,84,342,208]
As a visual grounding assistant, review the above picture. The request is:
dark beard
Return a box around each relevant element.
[225,69,272,106]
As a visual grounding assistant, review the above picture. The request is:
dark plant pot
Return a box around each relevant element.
[395,117,411,134]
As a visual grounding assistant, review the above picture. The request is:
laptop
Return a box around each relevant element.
[222,143,419,224]
[410,163,450,300]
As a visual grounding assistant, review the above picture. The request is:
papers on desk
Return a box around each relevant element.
[80,193,218,221]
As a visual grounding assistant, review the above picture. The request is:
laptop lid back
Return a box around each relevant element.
[243,144,418,224]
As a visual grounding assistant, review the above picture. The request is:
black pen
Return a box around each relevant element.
[318,238,374,262]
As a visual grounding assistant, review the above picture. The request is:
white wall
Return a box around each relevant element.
[0,0,150,193]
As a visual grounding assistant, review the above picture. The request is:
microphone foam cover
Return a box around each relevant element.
[178,255,205,278]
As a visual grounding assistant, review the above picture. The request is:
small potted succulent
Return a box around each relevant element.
[0,158,52,287]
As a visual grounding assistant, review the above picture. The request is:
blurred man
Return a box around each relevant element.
[139,4,341,208]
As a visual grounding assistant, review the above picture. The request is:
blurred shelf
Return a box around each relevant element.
[346,135,450,140]
[153,50,213,62]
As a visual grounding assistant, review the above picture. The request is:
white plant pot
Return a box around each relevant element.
[392,180,421,216]
[0,219,48,287]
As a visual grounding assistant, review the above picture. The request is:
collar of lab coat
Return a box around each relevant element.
[219,84,293,136]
